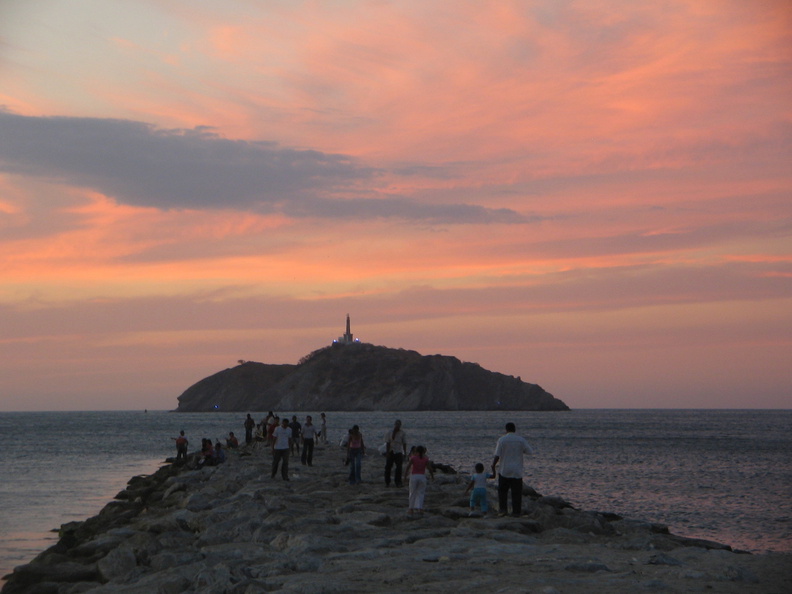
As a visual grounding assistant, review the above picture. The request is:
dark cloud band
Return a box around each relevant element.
[0,109,526,224]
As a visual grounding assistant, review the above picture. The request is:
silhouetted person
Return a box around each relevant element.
[301,415,318,466]
[289,415,302,455]
[320,413,327,444]
[347,425,365,485]
[172,430,188,463]
[244,414,255,444]
[271,418,292,480]
[491,422,535,517]
[384,419,407,487]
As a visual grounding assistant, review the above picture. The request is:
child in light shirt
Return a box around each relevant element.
[465,462,494,516]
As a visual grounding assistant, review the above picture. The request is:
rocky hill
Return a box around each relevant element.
[175,343,569,412]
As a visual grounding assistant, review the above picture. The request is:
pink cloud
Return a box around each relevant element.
[0,1,790,409]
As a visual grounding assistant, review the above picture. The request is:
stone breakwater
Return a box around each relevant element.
[3,446,790,594]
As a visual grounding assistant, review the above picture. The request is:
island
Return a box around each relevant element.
[176,342,570,412]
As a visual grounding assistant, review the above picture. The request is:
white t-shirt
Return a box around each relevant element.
[385,429,407,453]
[494,432,535,479]
[302,424,318,440]
[272,426,292,450]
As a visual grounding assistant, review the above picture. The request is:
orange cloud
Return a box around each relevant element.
[0,1,789,409]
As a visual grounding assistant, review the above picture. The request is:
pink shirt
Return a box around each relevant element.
[410,455,430,475]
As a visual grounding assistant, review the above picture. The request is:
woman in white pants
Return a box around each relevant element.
[403,446,434,515]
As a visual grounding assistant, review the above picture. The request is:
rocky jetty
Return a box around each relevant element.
[176,343,569,412]
[4,445,789,593]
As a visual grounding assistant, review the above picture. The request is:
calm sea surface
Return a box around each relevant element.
[1,409,790,581]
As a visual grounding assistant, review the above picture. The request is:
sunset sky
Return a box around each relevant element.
[1,0,790,411]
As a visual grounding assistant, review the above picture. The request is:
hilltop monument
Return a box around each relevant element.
[333,314,360,345]
[174,314,570,412]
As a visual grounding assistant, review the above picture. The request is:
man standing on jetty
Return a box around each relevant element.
[271,418,293,480]
[319,413,327,445]
[172,430,188,463]
[244,413,255,445]
[491,422,535,517]
[384,419,407,487]
[301,415,318,466]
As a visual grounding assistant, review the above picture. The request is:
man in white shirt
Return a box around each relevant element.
[271,418,293,480]
[491,422,535,517]
[301,415,318,466]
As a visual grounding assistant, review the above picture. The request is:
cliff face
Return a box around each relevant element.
[175,362,295,412]
[175,344,570,412]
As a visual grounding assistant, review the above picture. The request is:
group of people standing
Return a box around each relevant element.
[174,416,536,518]
[244,412,328,448]
[260,413,326,480]
[336,420,435,514]
[342,419,534,517]
[380,419,434,514]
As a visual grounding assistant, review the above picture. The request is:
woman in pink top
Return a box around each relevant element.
[346,425,366,485]
[403,445,434,515]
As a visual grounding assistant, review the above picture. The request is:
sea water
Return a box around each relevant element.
[1,409,790,581]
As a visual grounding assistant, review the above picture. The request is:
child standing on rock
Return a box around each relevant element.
[172,430,188,463]
[464,462,494,516]
[404,445,434,516]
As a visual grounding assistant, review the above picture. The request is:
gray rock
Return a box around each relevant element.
[564,560,611,572]
[723,565,760,583]
[185,491,218,512]
[97,546,137,581]
[193,563,233,594]
[640,579,673,590]
[9,561,98,584]
[647,552,683,566]
[70,534,126,557]
[539,495,574,509]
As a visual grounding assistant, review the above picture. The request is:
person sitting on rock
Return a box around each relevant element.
[465,462,494,516]
[214,441,226,464]
[197,438,215,468]
[226,432,239,449]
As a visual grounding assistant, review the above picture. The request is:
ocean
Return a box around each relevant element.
[1,409,790,582]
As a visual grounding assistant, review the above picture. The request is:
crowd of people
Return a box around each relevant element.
[172,415,535,517]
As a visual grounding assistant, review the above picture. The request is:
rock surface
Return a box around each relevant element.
[176,343,570,412]
[4,444,789,593]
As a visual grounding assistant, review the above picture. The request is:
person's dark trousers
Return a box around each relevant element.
[385,451,404,486]
[245,429,253,444]
[272,449,289,479]
[301,438,314,465]
[498,475,523,515]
